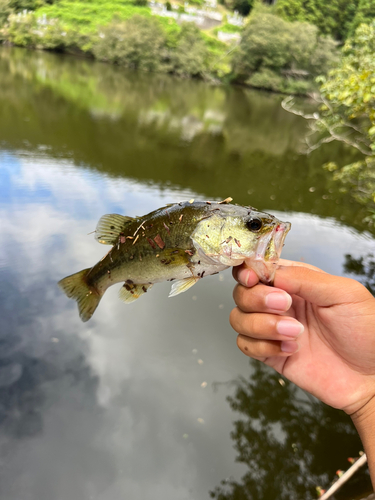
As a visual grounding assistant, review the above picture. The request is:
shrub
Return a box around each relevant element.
[0,0,13,27]
[275,0,359,41]
[169,22,210,76]
[232,11,338,93]
[6,11,37,46]
[9,0,45,11]
[348,0,375,36]
[92,15,167,71]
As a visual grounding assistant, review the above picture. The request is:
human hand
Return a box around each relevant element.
[230,259,375,416]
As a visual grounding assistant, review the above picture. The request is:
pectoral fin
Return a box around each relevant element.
[119,282,153,303]
[169,277,199,297]
[95,214,134,245]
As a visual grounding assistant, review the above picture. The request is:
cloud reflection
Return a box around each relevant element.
[1,151,375,500]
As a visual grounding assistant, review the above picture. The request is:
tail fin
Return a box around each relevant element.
[58,268,102,322]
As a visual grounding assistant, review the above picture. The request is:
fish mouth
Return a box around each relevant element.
[247,221,291,285]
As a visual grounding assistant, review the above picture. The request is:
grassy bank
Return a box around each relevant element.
[0,0,338,93]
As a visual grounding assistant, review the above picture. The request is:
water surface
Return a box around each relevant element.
[0,46,373,500]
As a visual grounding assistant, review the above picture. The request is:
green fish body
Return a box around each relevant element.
[58,199,291,322]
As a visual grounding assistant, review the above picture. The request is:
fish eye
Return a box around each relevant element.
[246,218,263,232]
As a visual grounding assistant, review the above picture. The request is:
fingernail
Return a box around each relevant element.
[265,292,292,311]
[277,320,304,337]
[237,267,252,287]
[281,341,300,353]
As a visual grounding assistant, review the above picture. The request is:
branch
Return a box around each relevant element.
[282,96,374,157]
[319,454,367,500]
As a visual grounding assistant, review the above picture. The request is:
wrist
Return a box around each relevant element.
[350,396,375,488]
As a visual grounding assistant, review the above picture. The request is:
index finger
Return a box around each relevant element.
[278,259,327,273]
[232,259,325,289]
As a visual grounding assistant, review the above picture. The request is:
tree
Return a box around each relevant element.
[210,363,369,500]
[0,0,12,27]
[275,0,359,41]
[349,0,375,36]
[169,22,210,77]
[344,253,375,295]
[232,11,337,94]
[92,16,167,72]
[283,23,375,225]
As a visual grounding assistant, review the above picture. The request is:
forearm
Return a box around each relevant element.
[351,397,375,488]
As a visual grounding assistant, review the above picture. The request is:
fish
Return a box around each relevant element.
[58,198,291,322]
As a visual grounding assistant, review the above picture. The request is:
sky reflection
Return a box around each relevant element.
[0,150,374,500]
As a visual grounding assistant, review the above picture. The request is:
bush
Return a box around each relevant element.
[232,11,338,93]
[6,11,37,46]
[9,0,45,11]
[0,0,13,27]
[92,15,167,71]
[275,0,359,41]
[169,22,210,76]
[348,0,375,36]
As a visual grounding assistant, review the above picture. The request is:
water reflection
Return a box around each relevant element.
[210,364,371,500]
[344,254,375,296]
[1,45,375,500]
[1,149,375,499]
[0,45,369,231]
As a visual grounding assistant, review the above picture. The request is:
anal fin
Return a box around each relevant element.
[119,282,153,303]
[169,277,199,298]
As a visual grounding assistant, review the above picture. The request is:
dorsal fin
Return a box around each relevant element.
[95,214,134,245]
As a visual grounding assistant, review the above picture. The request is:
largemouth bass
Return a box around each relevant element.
[58,199,291,322]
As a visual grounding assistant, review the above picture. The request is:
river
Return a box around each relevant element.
[0,46,373,499]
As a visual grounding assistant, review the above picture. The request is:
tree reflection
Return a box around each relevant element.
[344,253,375,296]
[211,363,371,500]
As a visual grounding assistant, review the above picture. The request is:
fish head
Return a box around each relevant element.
[192,204,291,285]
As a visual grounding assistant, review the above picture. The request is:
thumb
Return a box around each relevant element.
[273,265,359,307]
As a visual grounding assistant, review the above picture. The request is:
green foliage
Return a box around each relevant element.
[92,15,167,71]
[286,23,375,224]
[169,22,210,76]
[0,0,13,27]
[213,21,242,33]
[134,0,147,5]
[349,0,375,36]
[35,0,152,34]
[232,11,338,93]
[4,10,91,50]
[275,0,359,41]
[9,0,45,11]
[165,1,172,11]
[6,11,37,46]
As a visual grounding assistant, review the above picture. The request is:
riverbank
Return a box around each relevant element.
[0,0,338,95]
